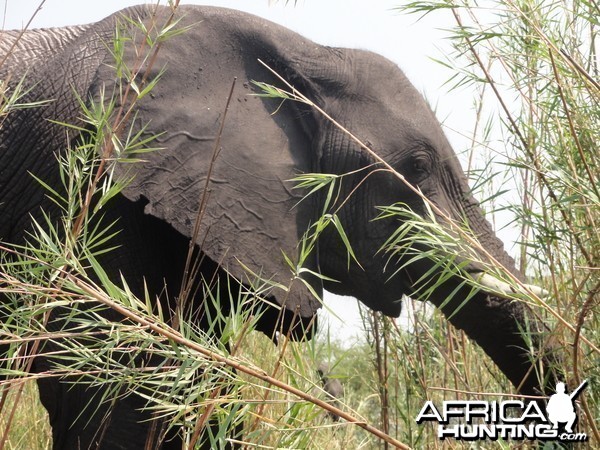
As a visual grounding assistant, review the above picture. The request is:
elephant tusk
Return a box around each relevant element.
[523,283,549,298]
[477,273,549,298]
[478,273,512,294]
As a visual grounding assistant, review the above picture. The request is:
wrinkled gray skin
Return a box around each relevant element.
[0,5,559,449]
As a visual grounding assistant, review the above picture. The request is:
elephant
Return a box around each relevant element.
[317,362,343,421]
[0,4,560,449]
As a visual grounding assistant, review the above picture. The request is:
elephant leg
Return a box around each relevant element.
[36,371,180,450]
[33,193,250,449]
[32,195,191,449]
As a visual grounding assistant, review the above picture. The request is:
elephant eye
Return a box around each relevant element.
[412,157,430,174]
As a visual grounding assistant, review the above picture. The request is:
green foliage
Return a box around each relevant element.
[1,1,598,449]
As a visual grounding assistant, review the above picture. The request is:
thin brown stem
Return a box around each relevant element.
[69,274,411,450]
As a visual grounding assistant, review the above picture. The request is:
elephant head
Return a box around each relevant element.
[1,4,559,448]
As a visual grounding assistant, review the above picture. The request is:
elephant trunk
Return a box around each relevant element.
[424,187,561,395]
[433,281,558,395]
[398,247,559,395]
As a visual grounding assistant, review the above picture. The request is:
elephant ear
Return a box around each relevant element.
[91,10,324,335]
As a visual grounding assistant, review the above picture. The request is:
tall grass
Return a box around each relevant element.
[1,1,598,449]
[364,0,599,447]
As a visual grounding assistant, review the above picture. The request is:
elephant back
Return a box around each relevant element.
[0,25,89,84]
[0,8,150,242]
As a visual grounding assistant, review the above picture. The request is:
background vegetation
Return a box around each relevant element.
[1,0,597,449]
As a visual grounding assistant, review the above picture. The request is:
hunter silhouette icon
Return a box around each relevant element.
[546,380,587,433]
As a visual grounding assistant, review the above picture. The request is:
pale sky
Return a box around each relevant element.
[1,1,508,342]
